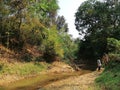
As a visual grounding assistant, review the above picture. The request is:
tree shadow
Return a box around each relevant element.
[74,60,97,71]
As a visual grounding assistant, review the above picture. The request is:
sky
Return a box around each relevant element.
[58,0,86,38]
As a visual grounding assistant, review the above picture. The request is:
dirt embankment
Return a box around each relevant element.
[0,45,75,86]
[46,61,75,73]
[0,61,75,86]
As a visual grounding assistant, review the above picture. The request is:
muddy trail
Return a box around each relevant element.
[42,70,103,90]
[0,70,102,90]
[0,70,91,90]
[0,62,103,90]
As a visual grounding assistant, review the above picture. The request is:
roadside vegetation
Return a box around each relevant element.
[0,61,48,76]
[96,61,120,90]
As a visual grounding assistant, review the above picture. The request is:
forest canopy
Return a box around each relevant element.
[75,0,120,60]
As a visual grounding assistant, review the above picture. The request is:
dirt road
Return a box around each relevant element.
[43,70,103,90]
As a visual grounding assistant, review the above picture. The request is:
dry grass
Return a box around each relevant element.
[0,60,48,85]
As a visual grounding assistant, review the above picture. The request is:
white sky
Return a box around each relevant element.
[58,0,86,38]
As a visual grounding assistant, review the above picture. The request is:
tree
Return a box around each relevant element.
[28,0,59,27]
[75,0,120,60]
[43,26,64,62]
[0,0,27,49]
[56,15,69,32]
[0,0,59,49]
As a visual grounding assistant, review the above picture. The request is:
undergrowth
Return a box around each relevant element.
[95,61,120,90]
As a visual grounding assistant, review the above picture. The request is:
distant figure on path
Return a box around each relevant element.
[97,59,102,71]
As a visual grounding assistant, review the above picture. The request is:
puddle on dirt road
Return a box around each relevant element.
[0,70,91,90]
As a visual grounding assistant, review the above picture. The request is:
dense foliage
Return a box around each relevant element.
[96,61,120,90]
[0,0,78,62]
[75,0,120,60]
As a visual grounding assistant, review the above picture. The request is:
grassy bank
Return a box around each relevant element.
[0,61,48,77]
[95,61,120,90]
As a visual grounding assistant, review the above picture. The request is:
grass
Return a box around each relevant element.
[95,61,120,90]
[0,60,48,76]
[0,45,49,76]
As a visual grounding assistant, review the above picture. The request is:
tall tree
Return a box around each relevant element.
[0,0,59,49]
[28,0,59,27]
[56,15,69,32]
[75,0,120,60]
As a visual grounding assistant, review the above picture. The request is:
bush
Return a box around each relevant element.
[109,53,120,61]
[43,26,64,62]
[96,61,120,90]
[21,53,33,62]
[107,38,120,53]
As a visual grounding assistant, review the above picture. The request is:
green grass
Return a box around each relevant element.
[95,61,120,90]
[0,61,48,76]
